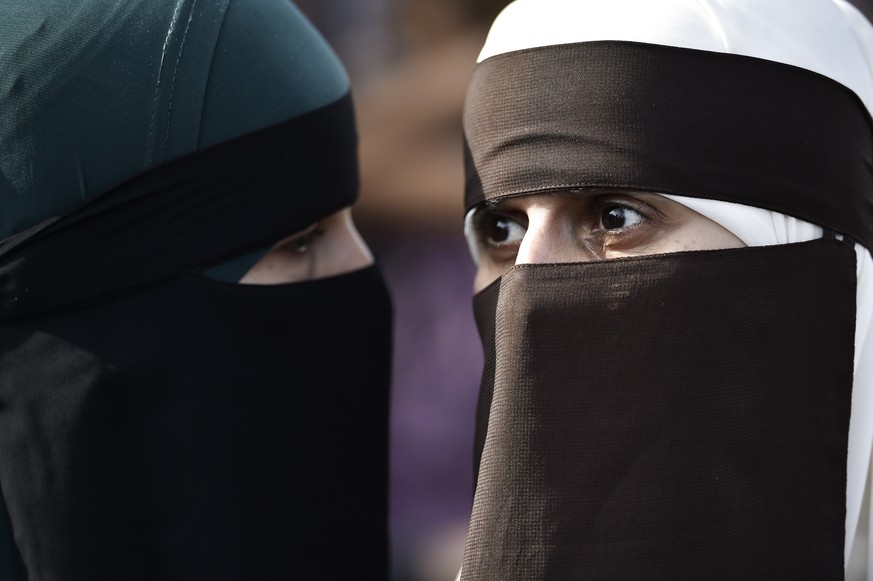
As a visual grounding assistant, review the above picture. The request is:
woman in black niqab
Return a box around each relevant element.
[459,0,873,578]
[0,1,392,579]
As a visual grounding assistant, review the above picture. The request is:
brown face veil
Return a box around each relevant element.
[460,1,873,579]
[0,1,391,579]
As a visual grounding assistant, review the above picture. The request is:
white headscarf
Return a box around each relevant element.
[470,0,873,575]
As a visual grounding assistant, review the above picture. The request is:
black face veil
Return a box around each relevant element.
[460,38,873,581]
[0,1,392,579]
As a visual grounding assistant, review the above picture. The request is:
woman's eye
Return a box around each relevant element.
[600,205,645,230]
[479,215,526,246]
[278,224,324,255]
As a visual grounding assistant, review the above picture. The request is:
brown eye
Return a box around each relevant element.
[289,235,314,254]
[480,216,526,247]
[600,205,645,230]
[277,224,324,255]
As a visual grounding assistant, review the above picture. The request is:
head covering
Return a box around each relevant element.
[461,0,873,577]
[0,1,392,579]
[0,0,348,236]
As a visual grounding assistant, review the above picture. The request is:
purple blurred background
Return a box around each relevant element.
[293,2,508,579]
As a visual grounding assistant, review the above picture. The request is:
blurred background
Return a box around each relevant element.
[292,2,510,580]
[294,1,873,580]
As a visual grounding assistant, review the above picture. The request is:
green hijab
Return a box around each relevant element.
[0,1,353,575]
[0,0,348,238]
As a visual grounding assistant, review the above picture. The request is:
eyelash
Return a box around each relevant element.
[279,224,325,255]
[472,196,652,241]
[472,207,526,247]
[592,198,650,232]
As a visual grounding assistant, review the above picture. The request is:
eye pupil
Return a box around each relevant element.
[280,226,323,255]
[472,209,525,249]
[292,238,311,254]
[602,206,627,229]
[487,218,512,243]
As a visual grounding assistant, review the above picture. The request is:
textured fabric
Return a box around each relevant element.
[663,196,824,248]
[0,0,349,241]
[463,239,856,580]
[0,94,358,320]
[0,93,391,578]
[461,1,873,573]
[462,42,873,250]
[476,0,873,113]
[470,277,500,490]
[0,1,391,577]
[0,266,391,580]
[198,0,349,150]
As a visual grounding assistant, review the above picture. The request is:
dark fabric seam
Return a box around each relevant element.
[196,0,232,149]
[160,0,199,162]
[146,0,187,169]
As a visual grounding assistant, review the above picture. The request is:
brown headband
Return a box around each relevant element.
[463,41,873,249]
